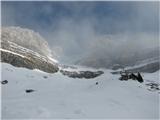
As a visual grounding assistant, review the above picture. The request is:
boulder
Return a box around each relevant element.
[25,89,35,93]
[1,80,8,85]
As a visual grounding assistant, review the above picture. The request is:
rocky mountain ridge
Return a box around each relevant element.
[1,40,59,73]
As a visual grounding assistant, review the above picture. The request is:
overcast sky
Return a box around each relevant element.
[2,1,159,64]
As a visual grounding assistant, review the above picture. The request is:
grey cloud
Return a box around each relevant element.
[2,1,159,66]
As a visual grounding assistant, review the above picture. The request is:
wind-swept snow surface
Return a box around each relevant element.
[1,63,159,119]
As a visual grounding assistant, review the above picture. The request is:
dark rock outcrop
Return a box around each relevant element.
[119,71,143,83]
[1,50,59,73]
[60,70,104,79]
[1,27,59,73]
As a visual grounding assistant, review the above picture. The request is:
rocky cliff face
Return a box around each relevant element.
[1,27,59,73]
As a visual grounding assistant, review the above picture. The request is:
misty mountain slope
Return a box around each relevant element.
[1,63,159,119]
[76,48,159,73]
[1,27,52,57]
[1,27,59,73]
[124,57,159,73]
[111,56,160,74]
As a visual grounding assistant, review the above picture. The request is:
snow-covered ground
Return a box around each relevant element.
[1,63,159,119]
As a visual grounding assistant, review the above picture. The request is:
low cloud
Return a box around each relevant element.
[2,1,159,66]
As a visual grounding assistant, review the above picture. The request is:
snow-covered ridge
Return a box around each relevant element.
[111,58,159,74]
[126,57,160,70]
[1,27,59,73]
[1,26,58,64]
[1,39,59,73]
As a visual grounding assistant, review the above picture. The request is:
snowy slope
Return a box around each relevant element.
[1,63,159,119]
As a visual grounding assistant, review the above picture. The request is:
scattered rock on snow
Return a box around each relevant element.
[96,82,99,85]
[25,89,35,93]
[119,71,143,83]
[1,80,8,85]
[146,82,160,92]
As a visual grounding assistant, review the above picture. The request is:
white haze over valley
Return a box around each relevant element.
[45,20,159,65]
